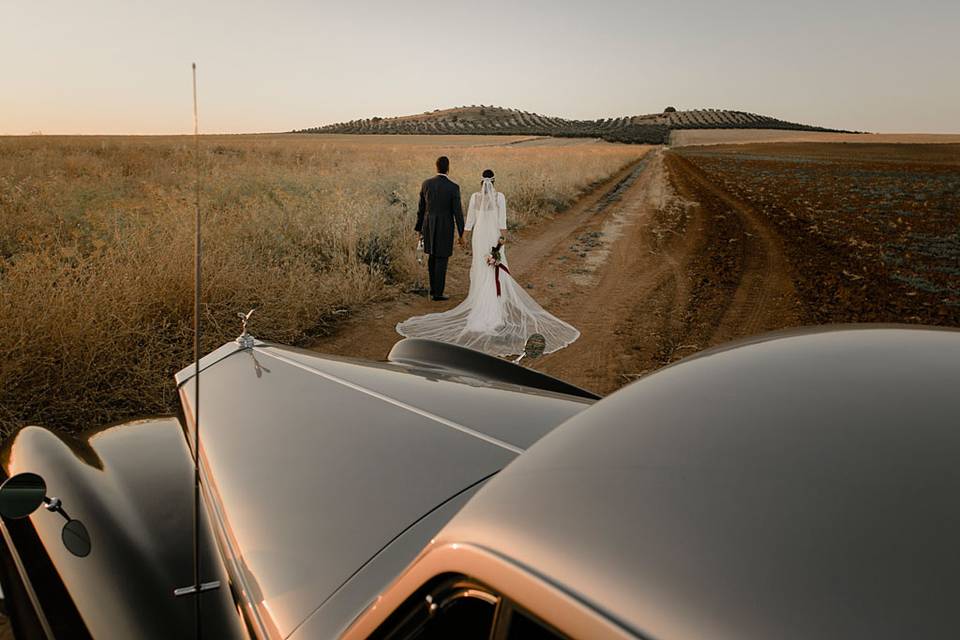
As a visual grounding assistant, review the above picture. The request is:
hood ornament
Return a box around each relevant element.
[236,308,257,349]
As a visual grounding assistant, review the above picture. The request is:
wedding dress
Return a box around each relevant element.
[396,178,580,357]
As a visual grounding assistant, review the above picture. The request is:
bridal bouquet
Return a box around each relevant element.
[485,236,506,267]
[486,237,510,296]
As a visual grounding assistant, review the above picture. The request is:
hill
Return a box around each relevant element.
[294,106,850,144]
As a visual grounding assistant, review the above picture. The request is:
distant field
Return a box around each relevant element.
[304,106,843,145]
[292,134,618,148]
[282,133,547,146]
[506,137,607,147]
[0,134,645,434]
[671,129,960,146]
[675,142,960,324]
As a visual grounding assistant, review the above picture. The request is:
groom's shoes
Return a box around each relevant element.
[432,295,450,301]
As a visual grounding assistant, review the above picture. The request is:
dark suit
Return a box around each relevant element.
[414,174,464,297]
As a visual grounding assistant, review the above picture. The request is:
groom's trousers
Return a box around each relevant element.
[427,255,448,297]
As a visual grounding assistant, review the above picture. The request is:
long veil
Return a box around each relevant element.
[397,178,580,357]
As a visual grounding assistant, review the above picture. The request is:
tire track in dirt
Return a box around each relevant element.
[667,153,801,343]
[529,149,720,392]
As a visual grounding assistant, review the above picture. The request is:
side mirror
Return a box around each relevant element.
[0,472,47,519]
[62,519,91,558]
[0,472,91,558]
[514,333,547,365]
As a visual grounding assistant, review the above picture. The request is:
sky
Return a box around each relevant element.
[3,0,958,135]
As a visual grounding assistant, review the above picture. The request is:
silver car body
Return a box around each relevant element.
[174,340,593,638]
[344,326,960,639]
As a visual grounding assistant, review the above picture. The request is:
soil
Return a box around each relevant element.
[677,143,960,325]
[671,129,960,146]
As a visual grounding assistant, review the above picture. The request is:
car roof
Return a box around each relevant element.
[175,341,591,638]
[436,326,960,639]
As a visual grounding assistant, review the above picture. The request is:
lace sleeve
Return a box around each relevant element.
[465,193,477,231]
[498,193,507,230]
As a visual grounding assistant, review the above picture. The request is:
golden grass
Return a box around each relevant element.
[0,134,645,435]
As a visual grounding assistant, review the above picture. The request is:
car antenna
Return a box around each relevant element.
[173,62,220,639]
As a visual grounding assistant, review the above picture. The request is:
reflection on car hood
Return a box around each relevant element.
[438,326,960,639]
[176,342,591,638]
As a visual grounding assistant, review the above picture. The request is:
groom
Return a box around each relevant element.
[415,156,465,301]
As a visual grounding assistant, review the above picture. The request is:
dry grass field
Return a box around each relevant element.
[0,134,646,435]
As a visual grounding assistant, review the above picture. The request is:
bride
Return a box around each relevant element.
[396,169,580,357]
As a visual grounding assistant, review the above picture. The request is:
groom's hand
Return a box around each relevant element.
[457,235,465,248]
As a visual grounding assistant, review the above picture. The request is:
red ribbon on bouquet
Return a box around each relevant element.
[495,263,511,297]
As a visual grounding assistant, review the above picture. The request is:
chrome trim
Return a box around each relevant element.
[260,347,525,455]
[340,542,636,640]
[196,454,272,640]
[438,588,500,608]
[235,333,256,349]
[0,521,56,640]
[173,580,221,597]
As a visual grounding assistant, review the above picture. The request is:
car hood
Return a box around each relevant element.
[175,341,591,638]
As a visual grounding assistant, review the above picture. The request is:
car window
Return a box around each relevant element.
[371,575,567,640]
[372,579,498,640]
[505,607,565,640]
[412,590,496,640]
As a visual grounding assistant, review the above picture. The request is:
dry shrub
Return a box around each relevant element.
[0,135,645,434]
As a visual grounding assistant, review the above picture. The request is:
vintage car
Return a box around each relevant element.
[1,325,958,639]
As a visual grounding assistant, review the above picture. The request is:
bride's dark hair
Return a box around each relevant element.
[481,168,494,185]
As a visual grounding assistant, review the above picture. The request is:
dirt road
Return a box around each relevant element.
[310,148,803,396]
